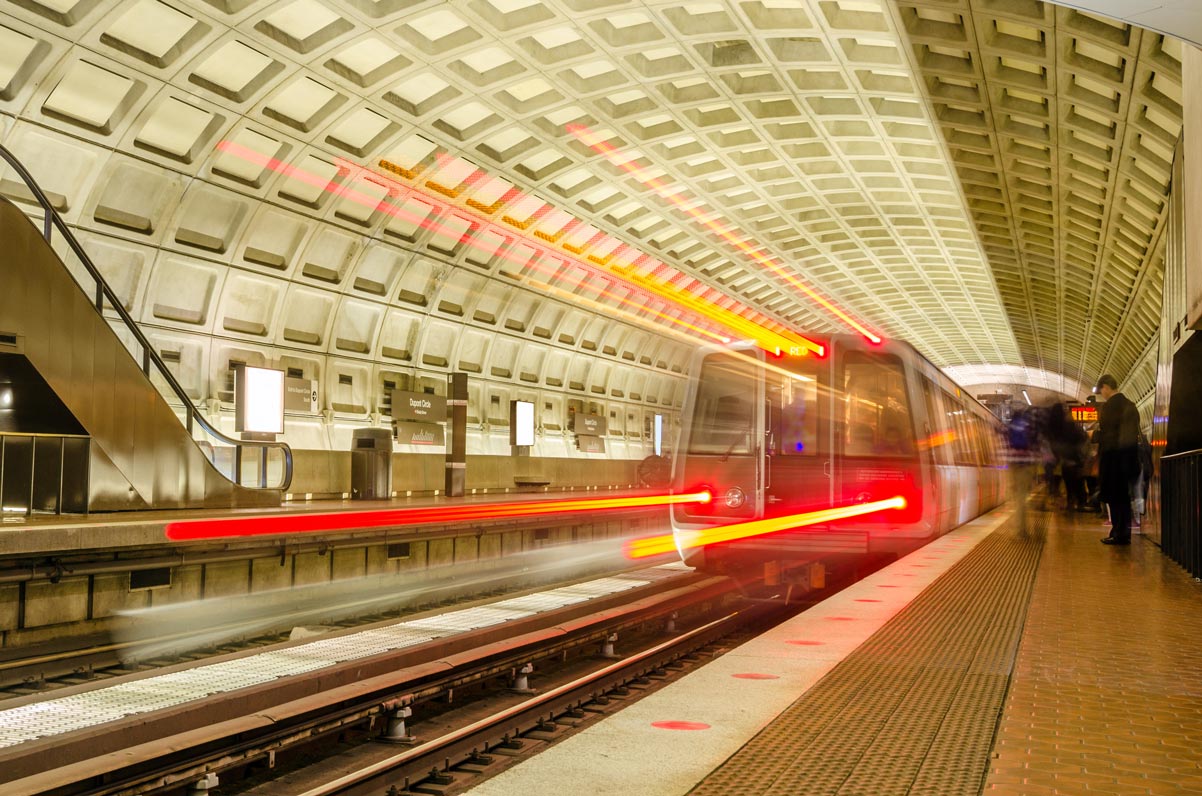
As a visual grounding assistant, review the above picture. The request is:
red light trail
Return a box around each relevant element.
[623,496,907,559]
[165,491,713,541]
[567,124,881,346]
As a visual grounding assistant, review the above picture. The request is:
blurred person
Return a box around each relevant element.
[1095,374,1140,545]
[1133,430,1153,526]
[1005,403,1041,535]
[1041,432,1059,509]
[1044,402,1089,511]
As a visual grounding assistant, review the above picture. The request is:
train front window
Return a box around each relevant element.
[768,360,819,456]
[687,353,756,456]
[841,353,915,457]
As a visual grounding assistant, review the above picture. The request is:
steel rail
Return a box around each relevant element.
[298,609,751,796]
[0,145,292,491]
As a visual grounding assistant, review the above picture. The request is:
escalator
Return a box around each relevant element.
[0,146,290,512]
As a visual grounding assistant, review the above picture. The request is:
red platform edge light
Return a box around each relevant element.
[568,124,880,347]
[164,491,713,542]
[623,496,907,559]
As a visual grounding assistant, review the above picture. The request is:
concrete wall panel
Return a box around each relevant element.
[92,573,142,619]
[203,561,250,598]
[366,545,395,575]
[0,584,20,632]
[155,564,204,606]
[252,557,292,592]
[479,533,501,560]
[453,535,479,564]
[292,551,332,587]
[427,538,454,568]
[23,577,89,628]
[332,547,366,580]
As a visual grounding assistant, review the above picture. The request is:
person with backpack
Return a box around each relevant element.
[1095,374,1140,545]
[1005,403,1041,535]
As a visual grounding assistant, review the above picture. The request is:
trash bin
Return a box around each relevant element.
[351,428,393,500]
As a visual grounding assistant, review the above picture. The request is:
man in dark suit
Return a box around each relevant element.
[1095,374,1140,545]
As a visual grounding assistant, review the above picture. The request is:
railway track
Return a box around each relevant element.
[273,607,778,796]
[0,551,657,698]
[0,563,744,796]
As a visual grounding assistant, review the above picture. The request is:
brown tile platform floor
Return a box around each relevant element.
[985,510,1202,795]
[684,504,1202,796]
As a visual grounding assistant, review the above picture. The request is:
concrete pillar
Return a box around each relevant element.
[445,372,467,496]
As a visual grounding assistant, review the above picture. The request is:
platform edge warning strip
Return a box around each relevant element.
[688,518,1045,796]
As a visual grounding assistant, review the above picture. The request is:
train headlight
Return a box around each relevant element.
[723,487,746,509]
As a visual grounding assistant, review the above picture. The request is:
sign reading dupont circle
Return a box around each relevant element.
[391,390,447,422]
[573,412,607,435]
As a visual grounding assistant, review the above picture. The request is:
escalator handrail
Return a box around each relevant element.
[0,144,293,491]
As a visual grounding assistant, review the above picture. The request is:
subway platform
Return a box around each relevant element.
[465,503,1202,796]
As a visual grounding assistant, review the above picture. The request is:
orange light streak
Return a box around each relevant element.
[918,430,957,450]
[215,140,776,349]
[166,490,713,541]
[624,496,907,559]
[342,155,803,355]
[536,276,730,345]
[568,125,880,346]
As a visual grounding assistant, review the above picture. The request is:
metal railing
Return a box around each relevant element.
[0,145,292,491]
[1160,448,1202,578]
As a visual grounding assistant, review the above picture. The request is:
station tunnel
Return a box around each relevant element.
[1,1,1202,794]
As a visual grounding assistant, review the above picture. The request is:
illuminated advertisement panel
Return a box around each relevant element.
[235,365,285,434]
[511,400,535,446]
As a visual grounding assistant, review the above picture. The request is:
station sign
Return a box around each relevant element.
[1070,404,1098,423]
[395,421,445,446]
[572,412,607,435]
[392,390,446,422]
[284,377,318,413]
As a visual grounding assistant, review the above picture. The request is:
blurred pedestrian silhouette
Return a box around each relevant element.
[1005,402,1041,535]
[1043,402,1089,511]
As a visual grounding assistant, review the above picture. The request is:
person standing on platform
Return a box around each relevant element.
[1094,374,1140,545]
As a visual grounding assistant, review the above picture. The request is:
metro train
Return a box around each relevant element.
[670,335,1007,576]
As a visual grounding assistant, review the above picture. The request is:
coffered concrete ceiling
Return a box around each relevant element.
[0,0,1185,407]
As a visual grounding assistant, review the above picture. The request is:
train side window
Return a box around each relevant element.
[967,415,985,466]
[920,377,952,465]
[943,391,973,465]
[840,353,914,457]
[686,353,756,455]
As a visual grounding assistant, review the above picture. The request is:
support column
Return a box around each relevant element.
[445,373,467,497]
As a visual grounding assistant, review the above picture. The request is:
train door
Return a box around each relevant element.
[763,351,832,517]
[833,347,924,526]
